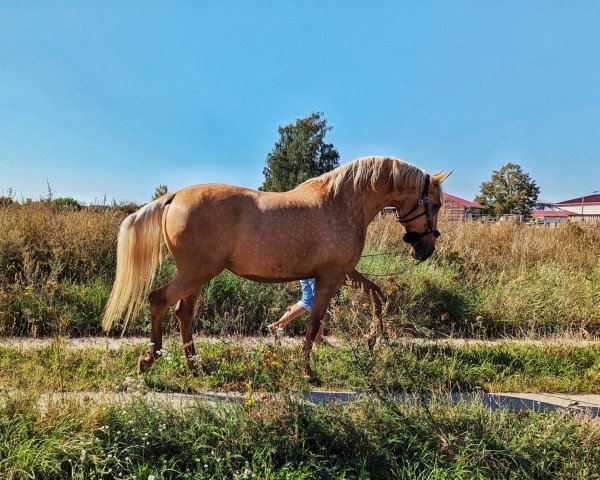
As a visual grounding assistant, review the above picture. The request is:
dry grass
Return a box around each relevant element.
[368,215,600,272]
[0,202,123,285]
[358,216,600,337]
[1,202,599,337]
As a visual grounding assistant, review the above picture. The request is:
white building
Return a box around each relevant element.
[555,194,600,215]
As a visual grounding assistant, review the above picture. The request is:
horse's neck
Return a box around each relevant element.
[359,187,395,225]
[346,169,419,229]
[339,176,396,229]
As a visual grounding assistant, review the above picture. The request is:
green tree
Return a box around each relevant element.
[53,197,82,210]
[475,163,540,216]
[260,112,340,192]
[152,185,168,201]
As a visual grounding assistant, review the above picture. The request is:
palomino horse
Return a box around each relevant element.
[102,156,451,382]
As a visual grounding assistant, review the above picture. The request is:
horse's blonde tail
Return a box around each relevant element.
[102,193,176,333]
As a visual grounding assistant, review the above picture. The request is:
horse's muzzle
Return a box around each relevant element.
[410,238,436,261]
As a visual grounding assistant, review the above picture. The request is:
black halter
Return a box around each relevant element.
[395,174,441,244]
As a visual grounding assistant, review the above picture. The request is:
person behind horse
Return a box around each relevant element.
[269,279,324,344]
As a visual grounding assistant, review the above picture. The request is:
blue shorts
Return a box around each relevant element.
[297,278,316,312]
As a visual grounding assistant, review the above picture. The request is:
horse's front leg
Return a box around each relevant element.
[302,274,346,385]
[344,269,384,350]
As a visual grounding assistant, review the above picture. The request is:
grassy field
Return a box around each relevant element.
[1,201,599,339]
[2,387,600,479]
[2,337,600,478]
[2,202,600,478]
[1,339,599,395]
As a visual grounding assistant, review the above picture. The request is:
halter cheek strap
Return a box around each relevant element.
[394,174,441,244]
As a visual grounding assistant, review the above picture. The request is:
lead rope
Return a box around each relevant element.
[360,251,405,257]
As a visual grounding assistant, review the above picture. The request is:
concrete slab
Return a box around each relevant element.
[29,390,600,417]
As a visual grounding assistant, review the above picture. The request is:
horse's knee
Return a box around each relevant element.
[362,279,381,296]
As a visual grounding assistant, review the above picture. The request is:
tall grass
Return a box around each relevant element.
[359,217,600,337]
[1,392,599,479]
[0,202,121,285]
[0,202,599,337]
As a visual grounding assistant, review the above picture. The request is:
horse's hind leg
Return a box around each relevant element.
[174,289,202,370]
[138,275,202,374]
[345,269,384,350]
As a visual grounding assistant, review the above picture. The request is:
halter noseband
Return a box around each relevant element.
[395,174,441,244]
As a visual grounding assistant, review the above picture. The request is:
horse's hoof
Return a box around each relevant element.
[303,372,322,387]
[365,335,376,351]
[184,360,200,376]
[137,356,153,374]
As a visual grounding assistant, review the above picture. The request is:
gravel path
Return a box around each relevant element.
[1,335,598,350]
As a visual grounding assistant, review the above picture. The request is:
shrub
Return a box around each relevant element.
[53,197,83,211]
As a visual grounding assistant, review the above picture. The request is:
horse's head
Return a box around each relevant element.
[393,171,452,261]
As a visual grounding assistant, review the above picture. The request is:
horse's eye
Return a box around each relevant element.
[432,204,441,212]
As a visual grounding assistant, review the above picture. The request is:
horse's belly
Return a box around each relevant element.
[227,270,307,283]
[226,251,314,281]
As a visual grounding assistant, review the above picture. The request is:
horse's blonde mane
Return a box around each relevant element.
[303,156,426,196]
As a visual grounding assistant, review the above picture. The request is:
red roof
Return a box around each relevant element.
[532,210,576,218]
[443,193,484,209]
[556,194,600,205]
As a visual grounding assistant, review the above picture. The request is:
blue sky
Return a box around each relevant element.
[1,1,599,204]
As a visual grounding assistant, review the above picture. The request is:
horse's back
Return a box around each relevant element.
[162,183,356,280]
[163,183,306,253]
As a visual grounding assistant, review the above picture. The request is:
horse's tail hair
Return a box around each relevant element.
[102,193,176,333]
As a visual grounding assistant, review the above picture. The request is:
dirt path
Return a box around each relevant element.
[1,335,599,351]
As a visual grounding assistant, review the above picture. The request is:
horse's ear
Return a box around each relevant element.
[432,170,453,184]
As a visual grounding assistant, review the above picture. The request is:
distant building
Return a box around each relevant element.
[532,209,577,224]
[443,194,484,220]
[554,194,600,216]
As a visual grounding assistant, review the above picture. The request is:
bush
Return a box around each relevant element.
[53,197,83,211]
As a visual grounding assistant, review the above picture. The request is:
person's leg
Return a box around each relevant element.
[269,279,314,333]
[269,302,307,332]
[270,302,324,344]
